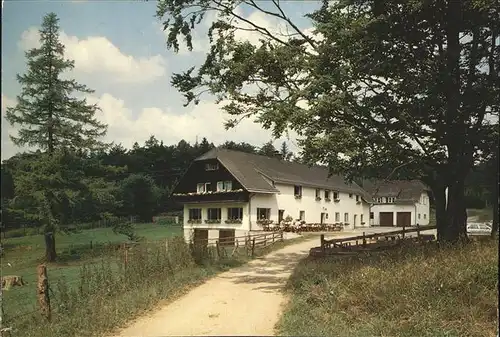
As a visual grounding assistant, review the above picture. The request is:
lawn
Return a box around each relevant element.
[1,223,183,322]
[277,238,499,337]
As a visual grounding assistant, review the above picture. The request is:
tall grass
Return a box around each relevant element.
[277,239,499,337]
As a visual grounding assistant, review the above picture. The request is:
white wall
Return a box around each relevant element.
[250,183,370,230]
[415,192,430,226]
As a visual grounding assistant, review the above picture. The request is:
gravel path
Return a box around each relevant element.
[110,237,320,337]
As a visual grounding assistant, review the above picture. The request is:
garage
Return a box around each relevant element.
[193,229,209,247]
[219,229,235,246]
[396,212,411,227]
[379,212,394,226]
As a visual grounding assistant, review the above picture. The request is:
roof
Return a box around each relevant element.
[360,179,429,203]
[196,148,372,200]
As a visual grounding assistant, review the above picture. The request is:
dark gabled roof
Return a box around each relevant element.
[360,179,429,202]
[196,148,371,200]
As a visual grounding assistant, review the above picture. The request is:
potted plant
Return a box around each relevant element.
[205,219,221,224]
[225,219,242,224]
[187,219,202,224]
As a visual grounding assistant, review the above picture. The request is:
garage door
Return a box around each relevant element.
[193,229,208,247]
[219,229,235,246]
[379,212,394,226]
[396,212,411,227]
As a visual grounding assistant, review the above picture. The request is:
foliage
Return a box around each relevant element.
[156,0,500,242]
[119,173,162,222]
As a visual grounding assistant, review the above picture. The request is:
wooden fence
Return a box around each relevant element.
[316,225,437,255]
[191,230,284,259]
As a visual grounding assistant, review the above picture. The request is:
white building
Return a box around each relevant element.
[361,180,431,227]
[172,148,431,243]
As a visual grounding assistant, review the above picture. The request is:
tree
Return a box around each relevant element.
[279,142,293,161]
[119,174,162,222]
[219,141,257,154]
[258,141,281,158]
[5,13,109,261]
[157,0,499,243]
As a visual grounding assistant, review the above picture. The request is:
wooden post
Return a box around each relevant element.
[251,238,256,257]
[37,264,51,321]
[272,232,275,244]
[416,224,421,239]
[216,240,220,259]
[90,240,93,250]
[320,234,325,251]
[280,230,284,241]
[402,226,405,238]
[362,232,366,247]
[124,245,128,268]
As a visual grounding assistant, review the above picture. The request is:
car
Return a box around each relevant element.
[466,223,492,236]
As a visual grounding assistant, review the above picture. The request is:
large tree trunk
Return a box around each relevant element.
[44,231,56,262]
[443,177,468,243]
[491,162,499,237]
[432,182,447,241]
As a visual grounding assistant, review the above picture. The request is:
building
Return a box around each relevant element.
[361,180,431,227]
[172,148,372,243]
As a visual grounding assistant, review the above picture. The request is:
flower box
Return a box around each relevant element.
[205,219,221,224]
[356,201,361,205]
[257,219,273,225]
[315,196,321,201]
[334,199,340,203]
[225,219,242,224]
[187,219,202,224]
[325,198,331,202]
[294,195,302,199]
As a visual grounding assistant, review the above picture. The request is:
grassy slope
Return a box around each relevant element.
[277,239,499,337]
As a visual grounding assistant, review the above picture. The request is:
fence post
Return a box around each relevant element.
[216,240,220,259]
[402,226,405,239]
[416,224,421,239]
[123,244,128,269]
[251,238,256,258]
[320,234,325,251]
[280,230,284,241]
[362,232,366,247]
[37,264,51,321]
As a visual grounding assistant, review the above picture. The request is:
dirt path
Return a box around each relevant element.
[111,237,321,337]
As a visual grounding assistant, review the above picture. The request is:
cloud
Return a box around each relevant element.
[88,93,299,152]
[19,27,166,84]
[1,94,22,160]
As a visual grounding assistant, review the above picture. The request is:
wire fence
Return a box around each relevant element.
[1,230,285,333]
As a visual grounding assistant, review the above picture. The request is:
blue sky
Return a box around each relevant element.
[1,0,321,160]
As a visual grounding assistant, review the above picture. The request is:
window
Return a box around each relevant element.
[197,182,211,193]
[316,189,321,198]
[216,180,233,192]
[207,208,221,220]
[418,213,421,219]
[355,195,360,202]
[333,191,339,200]
[205,163,219,171]
[424,214,427,219]
[189,208,202,220]
[299,211,305,221]
[360,214,364,223]
[387,197,395,203]
[349,193,353,198]
[344,213,349,222]
[227,207,243,220]
[257,208,271,220]
[375,197,383,203]
[335,212,340,222]
[294,185,302,197]
[217,181,224,192]
[370,212,374,219]
[325,190,330,199]
[423,197,427,205]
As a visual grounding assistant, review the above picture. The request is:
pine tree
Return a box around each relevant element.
[5,12,110,261]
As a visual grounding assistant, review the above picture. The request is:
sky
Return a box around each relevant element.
[1,0,322,160]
